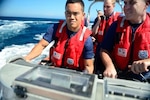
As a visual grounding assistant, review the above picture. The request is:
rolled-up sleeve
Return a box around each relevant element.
[43,23,58,43]
[83,36,95,59]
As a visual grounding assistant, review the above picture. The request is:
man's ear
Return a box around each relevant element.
[148,0,150,5]
[82,12,85,20]
[145,2,149,10]
[146,0,150,6]
[83,12,85,17]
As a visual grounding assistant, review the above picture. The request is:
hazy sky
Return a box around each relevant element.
[0,0,149,20]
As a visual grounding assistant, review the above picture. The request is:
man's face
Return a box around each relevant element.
[103,0,114,16]
[124,0,147,22]
[65,3,85,32]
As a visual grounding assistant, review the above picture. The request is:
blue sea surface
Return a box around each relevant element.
[0,16,62,50]
[0,16,62,67]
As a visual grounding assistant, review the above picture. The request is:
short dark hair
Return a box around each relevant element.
[146,0,150,4]
[65,0,84,11]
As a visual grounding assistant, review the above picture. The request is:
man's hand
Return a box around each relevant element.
[97,10,104,21]
[128,59,150,74]
[103,66,117,78]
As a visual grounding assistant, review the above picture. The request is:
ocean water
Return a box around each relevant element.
[0,16,61,69]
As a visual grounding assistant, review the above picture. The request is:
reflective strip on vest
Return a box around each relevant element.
[59,21,66,33]
[79,26,87,41]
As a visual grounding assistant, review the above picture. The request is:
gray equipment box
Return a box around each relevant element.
[12,66,96,100]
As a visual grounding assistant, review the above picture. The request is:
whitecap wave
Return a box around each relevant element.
[0,40,53,70]
[0,19,55,69]
[0,20,29,40]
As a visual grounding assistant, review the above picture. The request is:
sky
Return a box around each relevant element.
[0,0,150,21]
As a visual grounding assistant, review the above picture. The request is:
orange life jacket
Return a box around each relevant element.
[93,12,121,54]
[112,13,150,70]
[51,20,92,70]
[96,12,121,43]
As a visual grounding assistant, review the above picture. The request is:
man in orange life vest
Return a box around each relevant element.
[92,0,121,75]
[99,0,150,82]
[24,0,94,74]
[92,0,121,49]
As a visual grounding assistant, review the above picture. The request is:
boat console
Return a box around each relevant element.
[0,56,149,100]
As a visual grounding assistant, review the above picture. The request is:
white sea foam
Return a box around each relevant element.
[0,19,58,70]
[0,32,54,69]
[0,43,51,69]
[0,20,29,40]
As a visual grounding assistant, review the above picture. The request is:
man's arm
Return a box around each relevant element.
[100,49,117,78]
[84,59,94,74]
[92,17,101,36]
[98,21,118,78]
[24,23,57,62]
[24,39,49,62]
[83,36,94,74]
[92,11,104,36]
